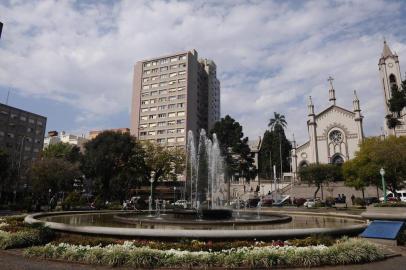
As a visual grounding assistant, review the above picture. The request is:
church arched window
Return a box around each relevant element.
[389,74,397,90]
[299,161,308,168]
[329,130,343,144]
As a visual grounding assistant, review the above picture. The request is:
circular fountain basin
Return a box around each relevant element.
[25,210,367,240]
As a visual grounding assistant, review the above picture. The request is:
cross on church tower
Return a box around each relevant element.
[327,76,334,89]
[328,76,336,105]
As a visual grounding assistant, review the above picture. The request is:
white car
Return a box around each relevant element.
[379,190,406,202]
[172,200,188,208]
[303,199,316,208]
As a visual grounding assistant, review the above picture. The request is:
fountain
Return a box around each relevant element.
[24,129,368,239]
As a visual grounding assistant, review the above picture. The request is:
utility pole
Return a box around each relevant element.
[0,21,3,39]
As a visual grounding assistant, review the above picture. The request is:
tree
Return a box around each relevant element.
[343,136,406,195]
[386,81,406,132]
[259,112,292,180]
[210,115,257,181]
[42,142,81,163]
[299,164,342,199]
[142,141,186,182]
[268,112,287,130]
[82,131,146,200]
[30,158,81,201]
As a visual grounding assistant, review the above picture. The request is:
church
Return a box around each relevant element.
[379,41,406,137]
[291,78,364,179]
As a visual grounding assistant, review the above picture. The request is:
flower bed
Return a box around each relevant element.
[0,216,55,249]
[24,238,384,268]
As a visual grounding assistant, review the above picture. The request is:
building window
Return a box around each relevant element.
[151,68,158,73]
[150,107,157,111]
[169,96,176,101]
[178,79,186,83]
[179,63,186,68]
[158,113,166,118]
[329,130,343,143]
[177,111,185,117]
[178,70,186,75]
[160,74,168,79]
[140,124,148,129]
[170,57,177,62]
[160,58,169,64]
[179,55,186,60]
[142,85,150,90]
[140,132,147,136]
[177,103,184,108]
[159,90,168,95]
[169,72,177,77]
[148,131,156,136]
[143,70,151,75]
[150,99,156,104]
[151,76,158,81]
[168,112,176,118]
[20,116,26,121]
[177,94,185,99]
[160,82,167,87]
[177,137,185,142]
[177,87,185,91]
[141,116,148,121]
[160,66,168,72]
[170,64,178,69]
[151,91,158,96]
[157,138,166,144]
[167,129,175,134]
[143,78,149,83]
[168,121,176,126]
[157,130,165,135]
[149,123,157,128]
[141,93,150,97]
[176,119,185,124]
[168,104,176,109]
[141,108,149,112]
[177,128,185,134]
[149,115,157,119]
[168,137,175,143]
[151,83,158,88]
[168,80,176,85]
[158,105,166,110]
[159,97,167,102]
[141,100,149,105]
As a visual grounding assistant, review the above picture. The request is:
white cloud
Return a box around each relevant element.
[0,0,405,142]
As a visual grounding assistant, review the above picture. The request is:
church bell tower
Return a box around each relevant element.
[378,40,404,136]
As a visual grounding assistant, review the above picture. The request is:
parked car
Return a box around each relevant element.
[303,198,319,208]
[260,196,274,207]
[363,197,379,205]
[379,190,406,202]
[172,200,188,209]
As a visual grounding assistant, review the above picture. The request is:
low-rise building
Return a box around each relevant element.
[44,131,88,150]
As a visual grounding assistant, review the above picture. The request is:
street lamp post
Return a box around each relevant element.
[173,186,176,203]
[148,171,156,217]
[48,188,52,211]
[380,168,387,203]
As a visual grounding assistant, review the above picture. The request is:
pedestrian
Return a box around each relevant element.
[337,194,341,203]
[342,194,346,203]
[351,194,355,205]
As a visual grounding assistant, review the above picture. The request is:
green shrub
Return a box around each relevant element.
[288,235,335,247]
[374,201,406,207]
[62,192,82,210]
[353,197,366,206]
[0,225,55,249]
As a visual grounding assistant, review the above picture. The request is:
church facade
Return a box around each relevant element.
[379,41,406,137]
[291,79,364,180]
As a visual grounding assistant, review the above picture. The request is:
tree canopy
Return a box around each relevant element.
[343,136,406,194]
[81,131,146,200]
[42,142,81,163]
[259,113,292,179]
[210,115,257,181]
[299,163,342,199]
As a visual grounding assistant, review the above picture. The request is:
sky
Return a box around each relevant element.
[1,0,406,144]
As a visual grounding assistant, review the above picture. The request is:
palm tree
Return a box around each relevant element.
[268,112,287,131]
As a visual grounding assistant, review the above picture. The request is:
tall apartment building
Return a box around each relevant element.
[0,103,47,182]
[130,50,220,147]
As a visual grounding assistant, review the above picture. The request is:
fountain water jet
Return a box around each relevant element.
[187,130,224,209]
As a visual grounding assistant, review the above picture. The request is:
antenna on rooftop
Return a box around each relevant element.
[5,89,11,105]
